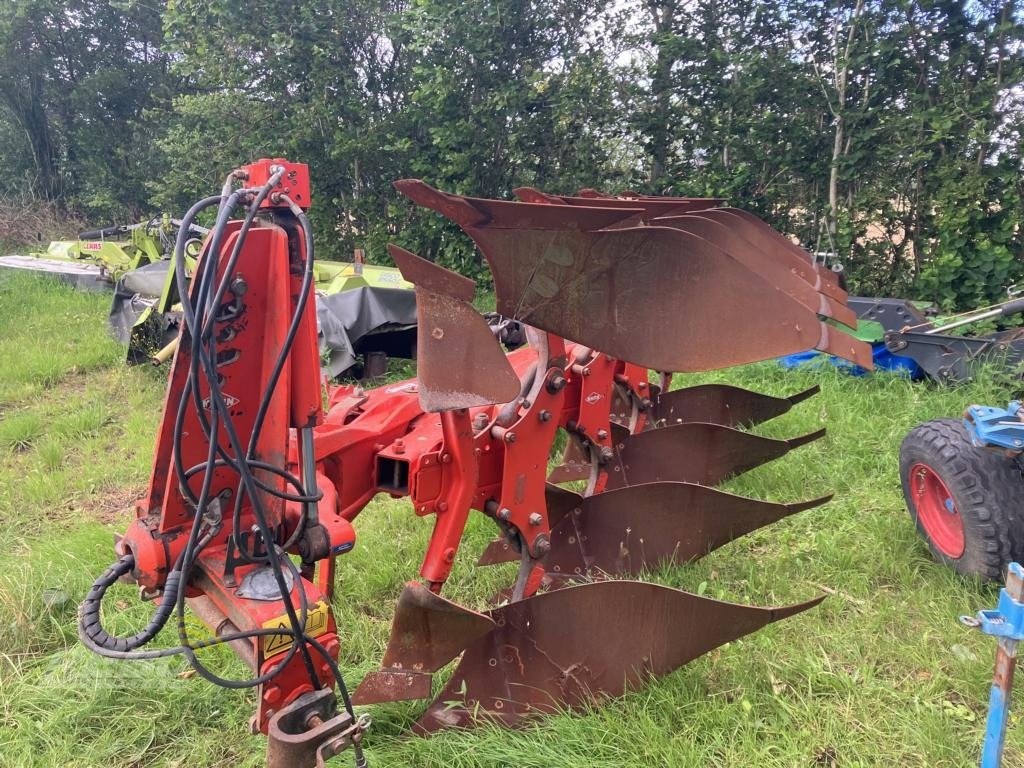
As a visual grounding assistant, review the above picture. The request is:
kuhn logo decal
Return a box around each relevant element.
[203,393,239,410]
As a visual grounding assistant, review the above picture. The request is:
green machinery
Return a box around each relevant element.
[0,215,205,287]
[2,216,417,378]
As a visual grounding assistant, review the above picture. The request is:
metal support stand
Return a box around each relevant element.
[961,562,1024,768]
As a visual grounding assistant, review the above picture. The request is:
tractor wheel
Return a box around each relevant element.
[899,418,1024,581]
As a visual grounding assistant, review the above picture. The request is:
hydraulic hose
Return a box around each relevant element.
[78,554,181,653]
[78,167,360,762]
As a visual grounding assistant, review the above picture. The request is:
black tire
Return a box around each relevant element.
[899,418,1024,581]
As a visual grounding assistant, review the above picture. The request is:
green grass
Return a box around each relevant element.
[1,269,1022,766]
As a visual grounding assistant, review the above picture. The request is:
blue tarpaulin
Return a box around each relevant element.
[777,342,922,379]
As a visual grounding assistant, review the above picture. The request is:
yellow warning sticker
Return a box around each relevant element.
[262,599,331,658]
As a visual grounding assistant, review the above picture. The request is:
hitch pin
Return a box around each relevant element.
[316,712,371,768]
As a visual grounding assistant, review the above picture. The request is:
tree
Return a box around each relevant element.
[0,0,173,216]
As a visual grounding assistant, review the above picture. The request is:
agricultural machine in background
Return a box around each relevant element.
[880,295,1024,383]
[77,159,872,766]
[899,389,1024,768]
[782,294,1024,383]
[111,247,416,377]
[900,401,1024,581]
[0,208,418,378]
[0,215,207,290]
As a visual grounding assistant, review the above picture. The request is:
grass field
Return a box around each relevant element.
[0,269,1022,767]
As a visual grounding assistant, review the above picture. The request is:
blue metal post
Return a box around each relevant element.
[967,562,1024,768]
[957,404,1024,766]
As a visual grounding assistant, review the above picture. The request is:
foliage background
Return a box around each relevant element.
[0,0,1021,307]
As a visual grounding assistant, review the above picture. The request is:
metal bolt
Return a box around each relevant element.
[441,453,451,464]
[528,512,543,526]
[532,535,551,556]
[473,413,489,430]
[498,508,512,522]
[231,275,248,296]
[437,501,448,512]
[504,431,517,444]
[547,374,567,393]
[539,410,552,422]
[597,429,608,440]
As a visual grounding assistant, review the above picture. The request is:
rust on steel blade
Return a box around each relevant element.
[394,181,873,373]
[700,209,846,302]
[352,581,496,705]
[395,182,641,230]
[414,581,825,732]
[514,186,714,222]
[543,482,832,578]
[604,422,826,489]
[575,188,726,207]
[654,213,857,329]
[388,244,521,412]
[818,323,874,369]
[653,383,820,429]
[721,208,846,296]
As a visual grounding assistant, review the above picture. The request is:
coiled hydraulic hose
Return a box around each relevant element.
[78,554,177,653]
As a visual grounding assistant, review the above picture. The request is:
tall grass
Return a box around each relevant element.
[0,271,1020,766]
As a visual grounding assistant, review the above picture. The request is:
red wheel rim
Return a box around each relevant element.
[910,462,965,558]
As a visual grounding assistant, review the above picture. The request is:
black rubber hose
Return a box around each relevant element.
[183,459,320,504]
[78,225,123,239]
[78,554,182,652]
[229,197,318,558]
[75,179,314,679]
[168,185,321,688]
